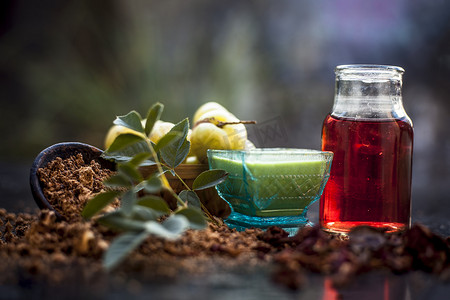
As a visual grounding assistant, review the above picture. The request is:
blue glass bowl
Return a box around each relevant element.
[207,148,333,234]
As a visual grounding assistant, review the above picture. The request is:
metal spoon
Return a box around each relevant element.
[29,142,115,218]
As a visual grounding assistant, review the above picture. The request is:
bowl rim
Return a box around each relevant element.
[207,148,333,157]
[29,142,115,219]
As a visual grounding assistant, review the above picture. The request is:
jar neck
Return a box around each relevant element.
[332,65,407,120]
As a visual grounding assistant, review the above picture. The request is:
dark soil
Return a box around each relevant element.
[0,154,449,292]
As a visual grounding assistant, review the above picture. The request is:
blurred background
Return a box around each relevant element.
[1,0,449,221]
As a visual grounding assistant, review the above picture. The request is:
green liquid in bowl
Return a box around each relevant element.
[208,149,332,218]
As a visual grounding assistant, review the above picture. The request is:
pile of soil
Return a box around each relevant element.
[37,153,116,222]
[1,153,449,292]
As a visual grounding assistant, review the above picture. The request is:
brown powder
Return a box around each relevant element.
[37,153,116,222]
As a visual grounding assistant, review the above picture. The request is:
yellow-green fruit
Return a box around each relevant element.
[149,120,175,144]
[195,109,239,123]
[245,139,256,150]
[187,128,192,142]
[191,123,229,163]
[195,109,247,149]
[150,121,194,159]
[105,119,150,150]
[193,102,228,124]
[104,125,136,150]
[105,119,179,150]
[191,110,247,163]
[185,156,200,164]
[185,128,193,159]
[224,123,247,150]
[104,119,147,150]
[150,121,194,161]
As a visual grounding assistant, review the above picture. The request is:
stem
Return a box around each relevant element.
[159,154,219,225]
[216,120,256,128]
[173,172,192,191]
[159,161,191,192]
[168,163,219,225]
[194,118,257,128]
[200,203,217,225]
[144,140,186,207]
[146,138,220,226]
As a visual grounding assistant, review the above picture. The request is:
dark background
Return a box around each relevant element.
[1,0,449,221]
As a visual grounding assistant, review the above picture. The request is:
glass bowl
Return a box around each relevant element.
[207,148,333,234]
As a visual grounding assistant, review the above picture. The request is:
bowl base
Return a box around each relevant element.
[224,211,311,236]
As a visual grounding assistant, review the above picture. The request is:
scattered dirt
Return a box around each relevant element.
[0,209,269,287]
[264,224,450,289]
[0,153,449,293]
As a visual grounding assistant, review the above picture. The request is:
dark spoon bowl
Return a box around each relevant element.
[29,142,115,218]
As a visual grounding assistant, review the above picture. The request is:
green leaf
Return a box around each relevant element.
[106,133,146,153]
[137,196,170,215]
[175,207,207,230]
[135,176,162,194]
[120,190,138,216]
[118,164,143,183]
[103,174,132,188]
[162,139,190,169]
[129,152,153,167]
[153,131,183,152]
[162,166,176,176]
[82,191,121,219]
[144,215,189,239]
[178,190,201,209]
[160,118,191,168]
[145,103,164,136]
[192,169,228,191]
[131,206,162,221]
[103,230,149,270]
[113,110,144,133]
[98,211,148,231]
[102,140,155,165]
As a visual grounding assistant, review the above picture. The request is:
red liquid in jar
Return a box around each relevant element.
[320,114,413,233]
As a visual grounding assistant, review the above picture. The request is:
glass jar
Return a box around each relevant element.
[320,65,414,234]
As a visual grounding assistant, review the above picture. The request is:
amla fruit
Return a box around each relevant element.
[191,109,247,163]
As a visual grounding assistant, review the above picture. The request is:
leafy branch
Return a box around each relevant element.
[81,102,228,270]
